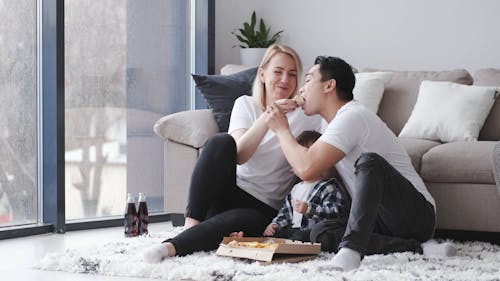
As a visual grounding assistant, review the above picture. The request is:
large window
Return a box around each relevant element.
[0,0,38,227]
[64,0,191,221]
[0,0,210,237]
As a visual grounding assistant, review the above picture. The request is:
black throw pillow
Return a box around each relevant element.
[192,67,258,132]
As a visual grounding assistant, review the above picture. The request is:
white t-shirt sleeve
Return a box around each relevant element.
[319,110,366,155]
[228,96,254,134]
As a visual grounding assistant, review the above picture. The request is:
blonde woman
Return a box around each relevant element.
[144,45,322,262]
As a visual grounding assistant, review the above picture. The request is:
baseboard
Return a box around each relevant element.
[434,229,500,245]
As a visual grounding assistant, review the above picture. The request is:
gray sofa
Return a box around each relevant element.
[154,66,500,233]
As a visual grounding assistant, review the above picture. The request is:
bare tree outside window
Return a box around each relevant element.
[0,0,191,226]
[65,0,190,220]
[0,0,37,227]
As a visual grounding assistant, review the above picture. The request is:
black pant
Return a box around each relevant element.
[311,152,435,256]
[166,134,277,256]
[274,225,312,242]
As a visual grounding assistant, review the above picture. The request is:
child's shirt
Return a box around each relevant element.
[291,180,319,227]
[272,178,350,230]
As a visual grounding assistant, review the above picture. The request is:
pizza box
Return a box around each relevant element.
[216,237,321,265]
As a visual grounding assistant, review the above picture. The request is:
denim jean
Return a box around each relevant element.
[311,152,435,256]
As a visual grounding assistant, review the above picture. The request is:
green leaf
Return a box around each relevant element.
[235,35,249,45]
[270,31,283,42]
[259,19,266,35]
[250,11,256,31]
[231,11,282,48]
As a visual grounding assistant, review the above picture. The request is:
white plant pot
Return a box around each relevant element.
[240,48,267,66]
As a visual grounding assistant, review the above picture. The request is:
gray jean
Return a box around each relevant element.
[311,152,435,257]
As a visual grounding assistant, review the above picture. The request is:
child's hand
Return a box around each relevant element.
[229,231,244,237]
[292,199,308,214]
[263,223,279,236]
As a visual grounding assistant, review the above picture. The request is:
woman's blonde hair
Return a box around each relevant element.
[252,44,302,110]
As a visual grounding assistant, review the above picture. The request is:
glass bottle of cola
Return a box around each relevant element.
[124,193,139,237]
[137,192,149,235]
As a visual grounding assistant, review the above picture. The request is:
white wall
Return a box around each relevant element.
[215,0,500,74]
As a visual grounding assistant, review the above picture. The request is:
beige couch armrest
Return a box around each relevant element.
[154,109,219,148]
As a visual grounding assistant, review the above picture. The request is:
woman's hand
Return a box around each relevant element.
[265,102,290,134]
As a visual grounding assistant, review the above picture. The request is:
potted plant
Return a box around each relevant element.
[232,11,283,66]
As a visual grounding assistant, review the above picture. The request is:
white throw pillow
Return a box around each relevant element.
[399,80,498,142]
[353,72,393,113]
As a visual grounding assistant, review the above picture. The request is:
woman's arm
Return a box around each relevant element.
[231,113,269,164]
[231,98,298,165]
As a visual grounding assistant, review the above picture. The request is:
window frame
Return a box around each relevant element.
[0,0,214,240]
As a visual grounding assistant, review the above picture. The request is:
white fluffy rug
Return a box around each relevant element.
[36,226,500,281]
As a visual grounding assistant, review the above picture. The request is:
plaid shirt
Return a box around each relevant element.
[271,178,350,230]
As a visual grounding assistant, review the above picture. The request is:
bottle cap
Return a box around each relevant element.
[138,192,146,201]
[126,193,134,202]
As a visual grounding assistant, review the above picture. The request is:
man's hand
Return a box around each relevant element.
[292,199,308,214]
[265,102,290,134]
[263,223,279,236]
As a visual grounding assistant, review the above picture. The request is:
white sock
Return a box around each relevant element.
[421,240,457,257]
[329,247,361,272]
[143,244,169,263]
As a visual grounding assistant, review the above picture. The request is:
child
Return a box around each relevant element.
[263,130,350,242]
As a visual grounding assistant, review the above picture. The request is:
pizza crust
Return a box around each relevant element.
[227,239,280,249]
[293,95,305,105]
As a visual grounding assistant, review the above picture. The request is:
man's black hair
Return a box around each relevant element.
[314,56,355,101]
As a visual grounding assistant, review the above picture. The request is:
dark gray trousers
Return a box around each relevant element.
[311,152,435,256]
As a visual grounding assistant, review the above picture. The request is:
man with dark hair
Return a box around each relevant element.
[264,56,455,271]
[312,56,356,101]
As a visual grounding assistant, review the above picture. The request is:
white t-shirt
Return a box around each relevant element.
[318,101,436,210]
[290,180,320,228]
[228,95,322,210]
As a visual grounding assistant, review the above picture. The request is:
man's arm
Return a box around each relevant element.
[275,129,345,181]
[265,102,345,181]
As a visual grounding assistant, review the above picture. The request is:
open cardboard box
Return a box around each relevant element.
[216,237,321,265]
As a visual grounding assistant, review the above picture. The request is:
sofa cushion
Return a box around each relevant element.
[399,81,498,142]
[363,69,473,135]
[474,68,500,141]
[398,138,441,172]
[420,141,497,184]
[353,72,392,114]
[192,67,258,132]
[154,109,219,148]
